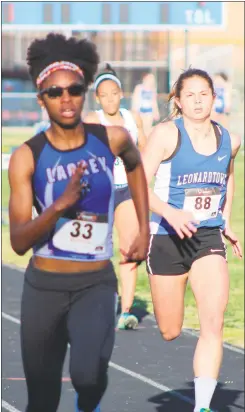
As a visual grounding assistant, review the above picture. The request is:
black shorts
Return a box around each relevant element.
[114,186,131,210]
[146,227,227,275]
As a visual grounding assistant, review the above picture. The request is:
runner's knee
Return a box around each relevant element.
[200,312,224,338]
[159,326,182,341]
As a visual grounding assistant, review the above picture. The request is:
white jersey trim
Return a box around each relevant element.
[150,162,172,235]
[96,109,138,186]
[95,108,138,144]
[146,234,154,275]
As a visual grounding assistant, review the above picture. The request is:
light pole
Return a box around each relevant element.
[184,29,189,69]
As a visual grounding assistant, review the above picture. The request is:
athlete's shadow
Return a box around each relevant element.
[148,382,244,411]
[116,295,149,323]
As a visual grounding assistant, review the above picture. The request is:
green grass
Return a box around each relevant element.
[2,127,34,150]
[2,128,244,347]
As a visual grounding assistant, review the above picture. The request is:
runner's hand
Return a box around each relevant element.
[164,208,200,239]
[223,226,243,259]
[55,160,88,212]
[120,229,150,270]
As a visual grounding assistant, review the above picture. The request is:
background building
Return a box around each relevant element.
[1,1,244,137]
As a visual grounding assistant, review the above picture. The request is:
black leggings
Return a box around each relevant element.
[21,260,117,412]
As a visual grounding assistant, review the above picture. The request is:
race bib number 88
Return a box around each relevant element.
[183,187,221,221]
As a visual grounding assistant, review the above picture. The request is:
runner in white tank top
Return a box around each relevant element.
[85,64,147,330]
[96,107,138,187]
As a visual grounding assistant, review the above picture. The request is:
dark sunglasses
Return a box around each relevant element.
[39,83,86,99]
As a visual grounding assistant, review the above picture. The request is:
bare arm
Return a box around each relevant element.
[9,145,86,255]
[222,133,241,225]
[152,91,160,122]
[221,133,242,258]
[131,111,147,151]
[141,122,176,216]
[9,145,63,255]
[107,126,149,234]
[131,85,141,112]
[224,83,232,114]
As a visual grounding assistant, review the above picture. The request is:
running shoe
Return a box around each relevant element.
[117,312,138,330]
[75,393,100,412]
[78,406,100,412]
[199,409,214,412]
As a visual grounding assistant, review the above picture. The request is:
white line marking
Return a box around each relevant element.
[108,362,194,405]
[1,311,194,406]
[2,312,21,325]
[3,264,245,356]
[2,263,25,272]
[2,400,22,412]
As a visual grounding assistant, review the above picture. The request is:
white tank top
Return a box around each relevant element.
[96,108,138,187]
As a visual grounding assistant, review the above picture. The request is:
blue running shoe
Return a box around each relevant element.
[75,393,101,412]
[117,312,138,330]
[200,409,215,412]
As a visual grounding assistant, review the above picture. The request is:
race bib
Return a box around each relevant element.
[52,213,108,255]
[183,187,221,221]
[114,156,124,167]
[114,157,128,185]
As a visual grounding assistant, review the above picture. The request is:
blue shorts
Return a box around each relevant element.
[139,108,153,114]
[114,186,131,210]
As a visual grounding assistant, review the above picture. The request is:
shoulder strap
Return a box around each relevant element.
[24,132,47,166]
[83,123,111,149]
[95,109,110,126]
[24,133,47,215]
[120,108,134,124]
[173,117,184,131]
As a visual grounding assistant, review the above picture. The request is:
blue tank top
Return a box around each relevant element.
[26,123,115,261]
[150,117,232,235]
[214,87,225,114]
[139,89,154,113]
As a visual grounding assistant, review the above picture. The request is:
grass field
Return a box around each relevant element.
[2,127,244,347]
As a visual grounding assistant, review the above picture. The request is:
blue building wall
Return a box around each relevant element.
[2,2,224,27]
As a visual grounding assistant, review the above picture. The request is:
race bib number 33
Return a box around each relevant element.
[183,187,221,221]
[52,215,108,255]
[114,156,128,185]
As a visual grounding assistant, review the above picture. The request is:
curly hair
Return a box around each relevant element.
[27,32,99,89]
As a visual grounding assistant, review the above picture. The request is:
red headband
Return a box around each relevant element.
[36,61,84,88]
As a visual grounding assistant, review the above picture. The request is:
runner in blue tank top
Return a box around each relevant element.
[212,72,231,129]
[85,64,147,331]
[142,68,242,412]
[8,33,150,412]
[131,70,160,137]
